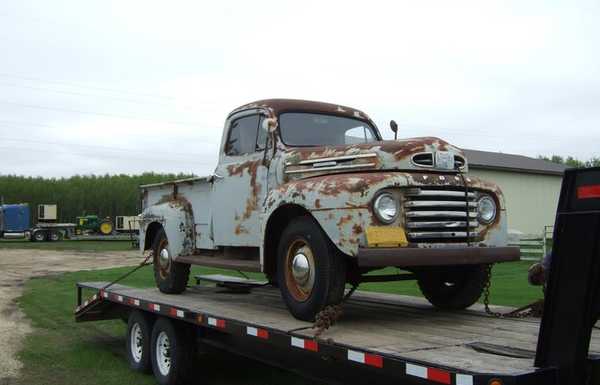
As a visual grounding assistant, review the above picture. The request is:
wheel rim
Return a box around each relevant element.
[130,323,143,363]
[155,331,171,376]
[50,233,58,241]
[35,232,45,241]
[100,223,112,234]
[284,238,316,302]
[156,239,171,279]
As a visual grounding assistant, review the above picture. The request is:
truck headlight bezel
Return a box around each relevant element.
[373,192,400,224]
[477,195,497,224]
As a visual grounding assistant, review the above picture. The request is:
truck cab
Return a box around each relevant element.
[140,99,519,320]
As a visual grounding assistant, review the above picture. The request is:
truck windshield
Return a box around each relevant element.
[279,113,378,146]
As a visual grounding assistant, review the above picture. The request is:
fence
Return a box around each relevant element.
[508,225,554,261]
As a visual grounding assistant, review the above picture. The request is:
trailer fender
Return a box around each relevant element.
[140,196,195,258]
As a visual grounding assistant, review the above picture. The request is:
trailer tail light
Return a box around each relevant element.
[488,379,503,385]
[577,185,600,199]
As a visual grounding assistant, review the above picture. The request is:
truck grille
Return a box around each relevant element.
[404,188,479,243]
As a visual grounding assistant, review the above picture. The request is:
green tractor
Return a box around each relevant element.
[76,215,114,236]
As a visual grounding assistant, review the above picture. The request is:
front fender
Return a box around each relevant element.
[140,197,195,258]
[264,175,382,257]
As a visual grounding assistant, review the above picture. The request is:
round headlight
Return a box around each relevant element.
[373,192,399,223]
[477,195,497,224]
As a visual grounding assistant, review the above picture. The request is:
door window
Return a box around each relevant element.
[225,115,260,156]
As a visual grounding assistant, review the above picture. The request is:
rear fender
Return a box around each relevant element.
[140,197,195,258]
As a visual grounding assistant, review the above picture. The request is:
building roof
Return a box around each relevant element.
[463,149,568,176]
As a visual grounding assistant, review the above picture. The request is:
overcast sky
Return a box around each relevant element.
[0,0,598,177]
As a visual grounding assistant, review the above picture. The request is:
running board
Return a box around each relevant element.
[175,255,261,272]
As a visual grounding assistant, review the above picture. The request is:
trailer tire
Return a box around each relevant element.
[277,216,346,321]
[152,228,190,294]
[126,311,154,373]
[417,264,488,310]
[150,318,194,385]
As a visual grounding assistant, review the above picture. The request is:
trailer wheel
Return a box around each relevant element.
[152,228,190,294]
[32,230,46,242]
[150,318,194,385]
[277,216,346,321]
[126,311,154,373]
[417,264,488,310]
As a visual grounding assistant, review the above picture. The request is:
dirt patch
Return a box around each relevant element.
[0,249,140,383]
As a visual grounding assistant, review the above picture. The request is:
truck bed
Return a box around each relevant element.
[76,281,600,379]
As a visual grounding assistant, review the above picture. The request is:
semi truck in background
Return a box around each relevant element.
[0,203,76,241]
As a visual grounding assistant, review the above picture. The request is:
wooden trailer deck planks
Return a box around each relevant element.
[79,282,600,375]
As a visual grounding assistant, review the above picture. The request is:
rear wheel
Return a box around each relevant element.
[277,216,346,321]
[152,228,190,294]
[48,231,62,242]
[417,264,489,310]
[99,220,113,235]
[32,230,46,242]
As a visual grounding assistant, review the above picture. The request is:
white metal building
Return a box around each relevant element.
[464,149,567,236]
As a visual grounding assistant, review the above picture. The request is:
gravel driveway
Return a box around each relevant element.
[0,249,140,384]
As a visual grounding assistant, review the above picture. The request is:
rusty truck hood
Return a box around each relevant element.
[282,137,467,180]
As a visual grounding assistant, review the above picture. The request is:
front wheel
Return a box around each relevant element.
[417,264,489,310]
[277,216,346,321]
[152,228,190,294]
[126,311,154,373]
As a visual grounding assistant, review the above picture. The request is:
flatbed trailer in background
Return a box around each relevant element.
[74,167,600,385]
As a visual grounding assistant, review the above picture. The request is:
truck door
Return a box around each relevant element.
[211,110,269,247]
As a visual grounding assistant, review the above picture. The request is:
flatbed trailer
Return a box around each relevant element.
[74,167,600,385]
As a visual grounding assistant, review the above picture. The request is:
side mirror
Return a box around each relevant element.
[262,117,278,133]
[390,120,398,140]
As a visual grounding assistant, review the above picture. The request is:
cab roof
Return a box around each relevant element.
[229,98,374,124]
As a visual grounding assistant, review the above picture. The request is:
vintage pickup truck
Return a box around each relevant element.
[139,99,519,321]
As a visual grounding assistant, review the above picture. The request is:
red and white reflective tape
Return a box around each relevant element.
[347,350,383,368]
[169,307,185,318]
[128,298,140,306]
[149,303,161,312]
[208,317,226,329]
[116,295,124,302]
[290,337,318,352]
[246,326,269,339]
[405,363,453,384]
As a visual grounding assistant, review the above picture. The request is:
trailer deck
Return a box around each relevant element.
[75,281,600,384]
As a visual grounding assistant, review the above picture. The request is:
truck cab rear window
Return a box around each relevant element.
[225,115,260,156]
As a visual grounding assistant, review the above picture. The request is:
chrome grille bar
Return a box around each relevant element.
[404,189,477,199]
[404,200,478,208]
[408,231,480,239]
[406,221,478,229]
[406,211,478,219]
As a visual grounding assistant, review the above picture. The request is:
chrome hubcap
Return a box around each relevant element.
[291,253,310,285]
[156,331,171,376]
[159,248,170,267]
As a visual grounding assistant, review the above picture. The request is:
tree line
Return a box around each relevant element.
[539,155,600,168]
[0,173,194,224]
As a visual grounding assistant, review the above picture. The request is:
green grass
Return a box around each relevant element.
[0,239,134,252]
[16,261,542,385]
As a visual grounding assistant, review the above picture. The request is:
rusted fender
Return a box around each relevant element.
[264,172,506,257]
[139,196,195,258]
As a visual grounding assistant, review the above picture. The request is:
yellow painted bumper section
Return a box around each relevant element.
[366,226,408,248]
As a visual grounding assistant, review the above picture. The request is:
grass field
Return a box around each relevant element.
[0,239,134,252]
[15,259,543,385]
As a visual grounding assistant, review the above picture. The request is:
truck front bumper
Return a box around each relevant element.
[356,246,520,267]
